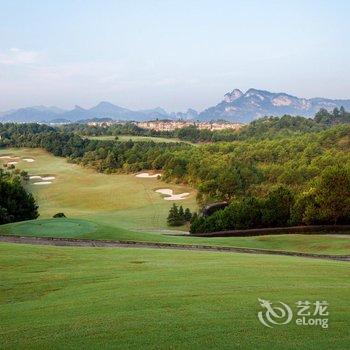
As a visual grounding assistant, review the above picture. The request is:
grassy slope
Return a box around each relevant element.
[0,148,197,231]
[1,243,349,349]
[2,218,350,255]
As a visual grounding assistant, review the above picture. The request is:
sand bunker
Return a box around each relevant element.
[30,175,55,180]
[155,188,190,201]
[42,176,55,181]
[0,155,34,163]
[33,181,52,185]
[29,175,42,180]
[7,161,18,165]
[136,172,161,178]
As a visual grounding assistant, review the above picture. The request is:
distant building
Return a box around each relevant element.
[136,120,243,132]
[75,118,244,131]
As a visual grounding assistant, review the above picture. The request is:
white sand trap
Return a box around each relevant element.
[155,188,190,201]
[165,193,190,201]
[29,175,42,180]
[42,176,55,181]
[23,158,35,162]
[7,161,18,165]
[30,175,55,181]
[136,172,161,178]
[156,189,173,196]
[33,181,52,185]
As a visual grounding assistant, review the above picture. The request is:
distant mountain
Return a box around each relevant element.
[2,89,350,124]
[30,105,66,114]
[0,106,65,123]
[199,88,350,123]
[171,108,199,120]
[58,105,88,122]
[56,102,173,122]
[87,101,132,119]
[49,118,73,124]
[0,102,172,123]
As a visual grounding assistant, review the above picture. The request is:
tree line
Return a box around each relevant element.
[190,165,350,233]
[314,106,350,125]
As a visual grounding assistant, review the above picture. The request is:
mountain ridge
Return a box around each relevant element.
[199,88,350,122]
[1,88,350,123]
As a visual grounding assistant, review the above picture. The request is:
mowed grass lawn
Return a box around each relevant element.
[87,134,192,144]
[0,243,349,349]
[0,148,197,232]
[2,218,350,255]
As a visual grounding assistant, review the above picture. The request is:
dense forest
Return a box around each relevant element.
[1,108,349,231]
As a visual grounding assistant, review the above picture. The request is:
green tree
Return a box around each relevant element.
[262,186,294,227]
[184,208,192,221]
[314,166,350,224]
[0,172,39,224]
[178,205,184,219]
[167,204,183,226]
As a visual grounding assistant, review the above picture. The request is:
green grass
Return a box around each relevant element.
[0,148,197,232]
[0,243,349,349]
[2,218,350,255]
[87,134,192,144]
[0,218,99,237]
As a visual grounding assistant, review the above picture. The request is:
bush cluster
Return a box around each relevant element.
[167,204,192,226]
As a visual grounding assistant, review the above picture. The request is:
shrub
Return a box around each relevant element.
[53,212,66,218]
[167,204,192,226]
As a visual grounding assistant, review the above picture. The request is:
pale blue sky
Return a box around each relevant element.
[0,0,349,111]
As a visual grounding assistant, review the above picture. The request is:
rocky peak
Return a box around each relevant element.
[186,108,198,116]
[223,89,243,103]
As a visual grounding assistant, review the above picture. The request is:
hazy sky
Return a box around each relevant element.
[1,0,349,112]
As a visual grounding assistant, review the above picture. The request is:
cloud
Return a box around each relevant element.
[0,48,41,65]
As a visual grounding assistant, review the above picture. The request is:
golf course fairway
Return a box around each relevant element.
[1,148,350,256]
[1,243,349,349]
[0,148,197,232]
